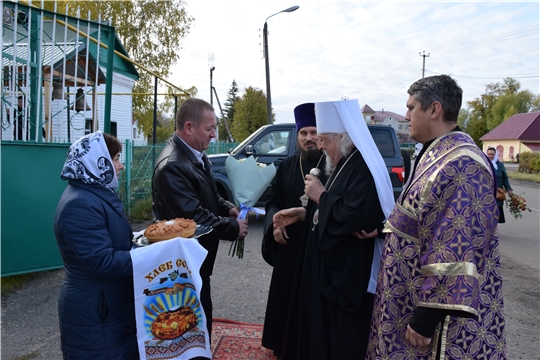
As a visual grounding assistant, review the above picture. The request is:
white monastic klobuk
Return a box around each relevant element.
[314,99,396,293]
[314,99,394,218]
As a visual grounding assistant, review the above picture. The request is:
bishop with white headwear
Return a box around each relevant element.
[281,99,394,359]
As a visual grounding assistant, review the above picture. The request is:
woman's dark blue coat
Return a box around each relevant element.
[54,179,139,359]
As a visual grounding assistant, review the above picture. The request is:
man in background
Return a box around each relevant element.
[261,103,327,357]
[152,98,248,340]
[367,75,506,359]
[12,96,27,140]
[9,96,45,141]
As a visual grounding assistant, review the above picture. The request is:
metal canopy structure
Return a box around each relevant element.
[4,42,107,87]
[1,3,123,142]
[50,44,107,87]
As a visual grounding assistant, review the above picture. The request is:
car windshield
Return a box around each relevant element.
[229,126,270,155]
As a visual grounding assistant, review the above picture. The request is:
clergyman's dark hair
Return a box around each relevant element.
[407,75,462,123]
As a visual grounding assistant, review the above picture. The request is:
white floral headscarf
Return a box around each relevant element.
[488,147,499,170]
[60,130,118,189]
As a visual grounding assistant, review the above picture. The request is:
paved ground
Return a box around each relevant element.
[2,212,539,359]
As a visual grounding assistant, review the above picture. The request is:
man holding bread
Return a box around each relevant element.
[152,98,248,340]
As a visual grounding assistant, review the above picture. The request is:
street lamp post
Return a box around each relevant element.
[210,66,215,105]
[263,5,299,124]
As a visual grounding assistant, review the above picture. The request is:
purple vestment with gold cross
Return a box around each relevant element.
[367,132,506,359]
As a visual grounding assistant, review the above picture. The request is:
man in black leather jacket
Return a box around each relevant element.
[152,98,249,340]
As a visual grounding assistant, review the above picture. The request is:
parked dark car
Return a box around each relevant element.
[208,123,408,206]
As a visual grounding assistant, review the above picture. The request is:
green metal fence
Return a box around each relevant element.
[1,142,70,276]
[0,139,238,276]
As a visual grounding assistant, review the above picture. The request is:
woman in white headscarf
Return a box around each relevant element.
[54,131,139,359]
[486,146,513,223]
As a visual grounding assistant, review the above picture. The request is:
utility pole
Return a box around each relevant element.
[419,51,430,78]
[211,86,234,142]
[263,21,272,124]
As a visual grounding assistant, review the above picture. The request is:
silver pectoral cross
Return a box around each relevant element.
[299,168,321,207]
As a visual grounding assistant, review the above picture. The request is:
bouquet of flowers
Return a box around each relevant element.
[225,155,276,258]
[506,193,532,220]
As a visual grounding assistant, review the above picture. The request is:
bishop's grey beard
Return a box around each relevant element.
[324,151,336,175]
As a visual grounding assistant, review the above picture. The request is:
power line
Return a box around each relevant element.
[347,55,418,97]
[351,25,538,103]
[367,71,423,105]
[425,69,540,80]
[431,25,538,53]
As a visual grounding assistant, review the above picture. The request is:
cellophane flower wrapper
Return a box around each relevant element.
[225,155,276,258]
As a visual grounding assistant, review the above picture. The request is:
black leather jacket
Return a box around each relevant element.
[152,135,239,278]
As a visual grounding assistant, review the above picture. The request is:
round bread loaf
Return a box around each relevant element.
[144,218,197,242]
[150,306,199,339]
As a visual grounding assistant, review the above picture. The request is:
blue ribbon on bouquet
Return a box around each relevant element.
[229,205,265,259]
[238,204,265,220]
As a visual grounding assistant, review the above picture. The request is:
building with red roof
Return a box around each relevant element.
[480,112,540,162]
[361,104,415,148]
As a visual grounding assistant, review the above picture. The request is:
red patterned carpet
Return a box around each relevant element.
[211,318,277,359]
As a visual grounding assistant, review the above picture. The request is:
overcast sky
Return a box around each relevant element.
[169,1,539,124]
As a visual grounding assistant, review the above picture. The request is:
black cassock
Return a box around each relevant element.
[283,149,385,360]
[262,152,327,356]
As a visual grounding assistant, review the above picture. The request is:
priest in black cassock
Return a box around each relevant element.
[261,103,327,357]
[274,99,395,359]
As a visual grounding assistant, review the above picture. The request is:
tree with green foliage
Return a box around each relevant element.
[224,80,239,121]
[231,87,267,142]
[155,113,175,143]
[217,80,239,141]
[42,0,194,137]
[462,77,540,146]
[151,96,176,143]
[457,108,470,129]
[462,92,492,147]
[488,90,540,130]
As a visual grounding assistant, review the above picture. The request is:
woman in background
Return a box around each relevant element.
[54,131,139,359]
[486,146,513,223]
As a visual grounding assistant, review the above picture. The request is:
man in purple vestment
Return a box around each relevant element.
[367,75,506,359]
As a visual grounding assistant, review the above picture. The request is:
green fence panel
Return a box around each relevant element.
[118,142,165,218]
[118,141,239,217]
[0,140,240,275]
[1,142,70,276]
[206,141,239,155]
